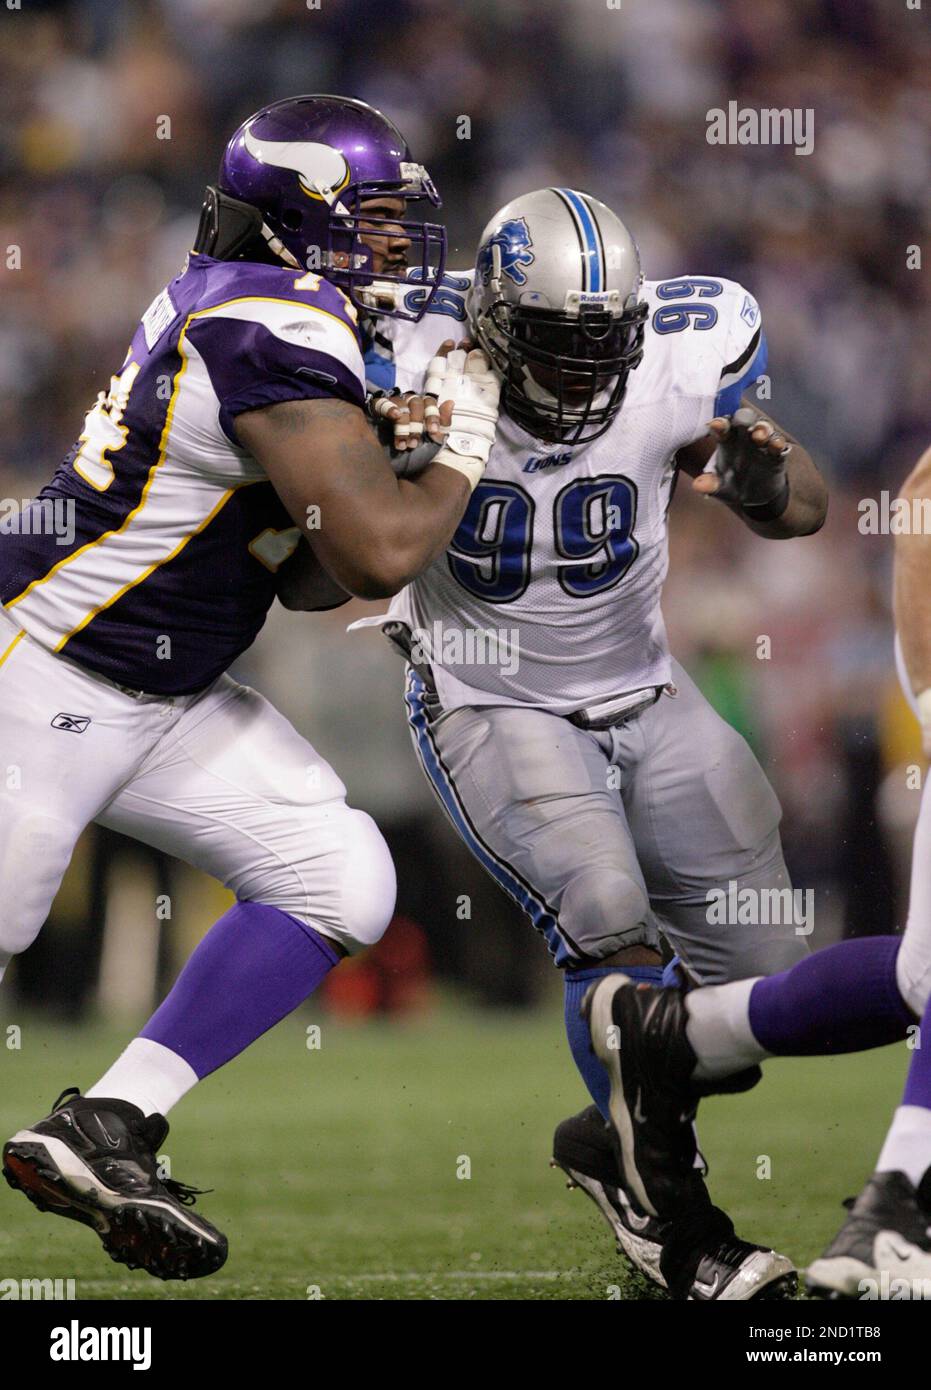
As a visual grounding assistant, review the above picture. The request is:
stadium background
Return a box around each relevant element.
[1,0,930,1300]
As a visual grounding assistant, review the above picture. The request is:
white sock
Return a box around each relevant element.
[876,1106,931,1189]
[86,1038,198,1117]
[685,977,769,1081]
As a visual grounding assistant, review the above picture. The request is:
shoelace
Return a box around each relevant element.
[162,1178,212,1207]
[52,1086,81,1111]
[48,1087,211,1205]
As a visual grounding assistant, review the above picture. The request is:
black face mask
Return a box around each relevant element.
[481,300,649,445]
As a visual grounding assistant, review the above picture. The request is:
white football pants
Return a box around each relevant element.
[0,608,396,962]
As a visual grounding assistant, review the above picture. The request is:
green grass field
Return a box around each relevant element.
[0,1004,909,1301]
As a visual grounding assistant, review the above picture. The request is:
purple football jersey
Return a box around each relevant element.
[0,255,365,694]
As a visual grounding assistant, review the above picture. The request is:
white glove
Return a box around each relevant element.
[425,348,501,492]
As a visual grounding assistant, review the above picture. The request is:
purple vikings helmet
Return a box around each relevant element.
[194,94,446,321]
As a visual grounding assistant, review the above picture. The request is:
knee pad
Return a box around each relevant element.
[334,808,397,953]
[266,804,396,955]
[559,869,657,960]
[0,810,76,957]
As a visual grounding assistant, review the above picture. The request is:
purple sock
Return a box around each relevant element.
[141,902,339,1078]
[903,991,931,1109]
[748,935,913,1056]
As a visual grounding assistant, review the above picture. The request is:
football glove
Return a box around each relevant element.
[702,405,792,518]
[425,347,501,492]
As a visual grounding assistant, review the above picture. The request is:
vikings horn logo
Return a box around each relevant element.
[243,128,351,200]
[477,218,535,287]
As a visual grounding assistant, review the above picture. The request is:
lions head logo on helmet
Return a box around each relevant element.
[470,189,648,446]
[477,218,535,288]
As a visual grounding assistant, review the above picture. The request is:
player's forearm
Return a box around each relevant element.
[238,396,471,600]
[276,540,350,611]
[739,444,827,540]
[305,462,470,601]
[385,464,472,586]
[329,463,470,599]
[894,446,931,697]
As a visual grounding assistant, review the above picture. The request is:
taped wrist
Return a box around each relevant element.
[433,448,485,492]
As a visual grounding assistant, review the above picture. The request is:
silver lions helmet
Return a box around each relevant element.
[469,188,648,444]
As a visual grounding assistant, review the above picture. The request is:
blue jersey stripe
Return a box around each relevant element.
[558,188,603,293]
[714,330,769,416]
[404,670,575,964]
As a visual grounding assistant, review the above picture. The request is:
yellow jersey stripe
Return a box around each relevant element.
[186,294,361,350]
[0,625,25,670]
[6,334,191,609]
[6,291,358,615]
[55,485,242,652]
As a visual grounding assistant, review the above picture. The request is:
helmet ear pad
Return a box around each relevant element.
[193,185,297,267]
[194,186,266,261]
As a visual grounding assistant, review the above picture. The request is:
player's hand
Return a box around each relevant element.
[694,405,791,512]
[368,341,473,452]
[427,342,502,492]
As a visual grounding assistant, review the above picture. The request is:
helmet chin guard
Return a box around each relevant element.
[470,188,648,443]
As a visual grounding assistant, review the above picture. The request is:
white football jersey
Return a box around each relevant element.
[378,270,766,714]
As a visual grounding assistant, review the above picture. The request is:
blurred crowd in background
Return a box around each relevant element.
[1,0,930,1018]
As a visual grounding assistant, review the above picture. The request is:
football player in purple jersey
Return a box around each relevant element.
[0,95,501,1281]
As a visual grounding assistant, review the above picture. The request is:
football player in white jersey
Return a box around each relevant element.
[360,188,827,1299]
[0,95,502,1281]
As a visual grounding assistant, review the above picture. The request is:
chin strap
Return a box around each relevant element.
[193,186,300,268]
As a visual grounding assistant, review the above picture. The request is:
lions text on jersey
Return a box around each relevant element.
[379,270,766,714]
[0,255,365,695]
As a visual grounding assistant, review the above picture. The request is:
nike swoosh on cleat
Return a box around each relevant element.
[615,1188,652,1231]
[95,1123,122,1150]
[880,1239,916,1262]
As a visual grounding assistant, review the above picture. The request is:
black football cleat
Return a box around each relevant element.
[807,1170,931,1299]
[660,1196,796,1300]
[551,1104,668,1286]
[2,1088,227,1281]
[581,975,795,1300]
[582,973,706,1218]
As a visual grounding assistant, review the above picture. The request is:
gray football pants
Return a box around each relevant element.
[404,660,809,982]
